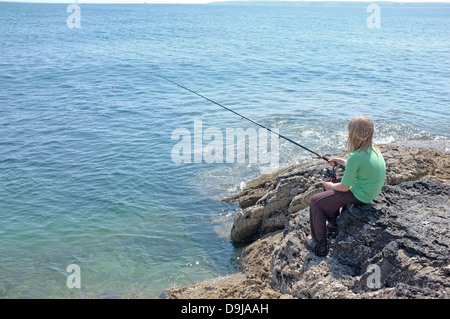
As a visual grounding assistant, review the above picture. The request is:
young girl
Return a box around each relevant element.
[304,116,386,257]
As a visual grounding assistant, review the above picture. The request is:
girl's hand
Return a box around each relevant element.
[329,158,346,167]
[323,181,334,191]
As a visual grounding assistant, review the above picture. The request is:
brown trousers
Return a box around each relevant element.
[309,178,364,244]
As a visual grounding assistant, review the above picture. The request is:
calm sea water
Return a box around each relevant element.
[0,2,449,298]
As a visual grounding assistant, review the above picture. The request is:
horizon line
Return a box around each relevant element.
[1,0,450,4]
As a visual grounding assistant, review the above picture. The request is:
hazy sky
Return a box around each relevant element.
[1,0,450,4]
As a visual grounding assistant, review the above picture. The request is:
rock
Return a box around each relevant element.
[164,273,282,299]
[165,145,450,299]
[229,160,325,242]
[269,179,450,298]
[383,145,450,185]
[228,145,450,243]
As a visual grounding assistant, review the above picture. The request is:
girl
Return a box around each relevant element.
[304,116,386,257]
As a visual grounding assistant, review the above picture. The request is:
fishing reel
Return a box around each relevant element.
[320,166,337,182]
[319,158,345,182]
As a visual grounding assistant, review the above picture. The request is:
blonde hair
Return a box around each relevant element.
[346,116,375,153]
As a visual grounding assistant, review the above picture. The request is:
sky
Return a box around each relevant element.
[1,0,450,4]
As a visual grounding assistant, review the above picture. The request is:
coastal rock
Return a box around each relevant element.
[383,144,450,185]
[164,273,282,299]
[227,145,450,243]
[228,160,325,242]
[269,178,450,298]
[165,145,450,299]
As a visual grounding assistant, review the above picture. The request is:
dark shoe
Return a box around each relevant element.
[304,235,329,257]
[326,222,339,239]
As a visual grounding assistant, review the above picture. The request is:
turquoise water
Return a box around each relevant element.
[0,2,449,298]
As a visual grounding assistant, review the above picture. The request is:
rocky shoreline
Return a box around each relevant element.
[164,145,450,299]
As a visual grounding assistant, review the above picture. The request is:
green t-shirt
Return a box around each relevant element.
[341,146,386,204]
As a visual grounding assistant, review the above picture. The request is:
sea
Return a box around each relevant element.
[0,1,449,298]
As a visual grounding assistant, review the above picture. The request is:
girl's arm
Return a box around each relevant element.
[323,182,350,192]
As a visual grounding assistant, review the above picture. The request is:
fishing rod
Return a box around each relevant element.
[152,72,342,167]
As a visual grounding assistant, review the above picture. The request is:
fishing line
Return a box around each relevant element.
[152,72,338,165]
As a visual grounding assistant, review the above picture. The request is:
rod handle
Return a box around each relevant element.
[321,155,345,169]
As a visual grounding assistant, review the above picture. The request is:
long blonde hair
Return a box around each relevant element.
[346,116,375,153]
